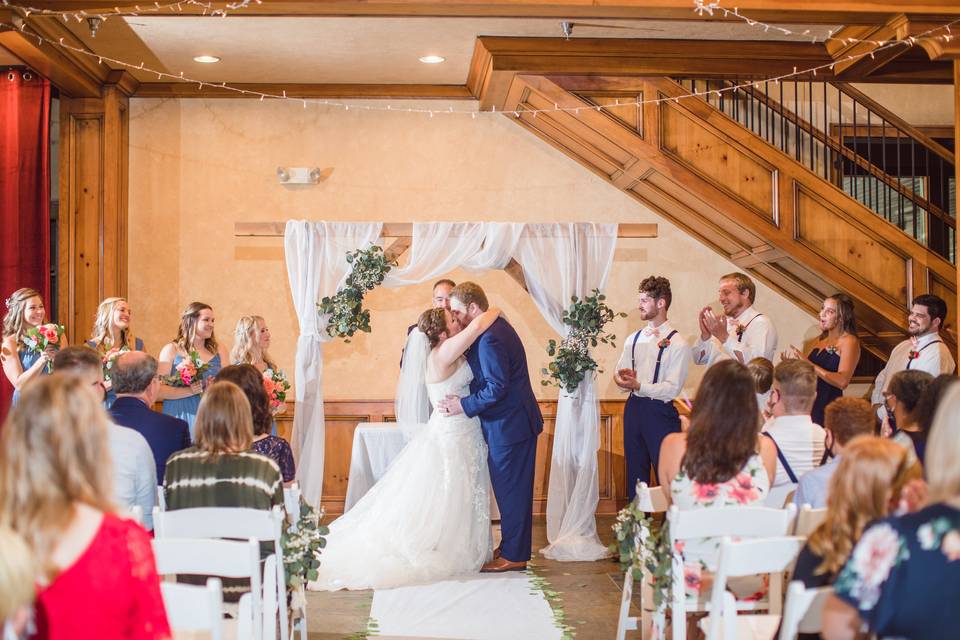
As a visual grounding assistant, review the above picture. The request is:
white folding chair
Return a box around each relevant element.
[283,483,302,530]
[793,504,827,538]
[161,578,225,640]
[667,503,797,640]
[616,482,669,640]
[765,483,797,508]
[156,486,167,511]
[700,536,806,639]
[154,506,287,640]
[153,537,266,640]
[778,581,832,639]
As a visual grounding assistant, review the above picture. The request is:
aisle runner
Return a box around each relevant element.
[370,573,562,640]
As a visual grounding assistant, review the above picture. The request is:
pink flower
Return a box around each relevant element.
[693,482,720,503]
[674,540,686,554]
[730,485,760,505]
[848,523,902,609]
[942,530,960,561]
[684,565,702,592]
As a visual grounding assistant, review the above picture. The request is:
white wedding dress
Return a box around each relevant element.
[310,359,493,591]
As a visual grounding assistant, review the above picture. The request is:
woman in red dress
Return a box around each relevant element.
[0,374,171,640]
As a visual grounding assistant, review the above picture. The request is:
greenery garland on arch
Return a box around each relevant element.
[318,245,397,341]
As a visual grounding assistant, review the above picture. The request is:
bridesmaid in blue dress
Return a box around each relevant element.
[784,293,861,426]
[231,315,286,436]
[158,302,229,439]
[2,288,64,406]
[86,297,145,408]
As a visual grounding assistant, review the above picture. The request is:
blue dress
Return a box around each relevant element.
[162,352,222,440]
[808,347,842,426]
[88,337,145,409]
[11,348,48,406]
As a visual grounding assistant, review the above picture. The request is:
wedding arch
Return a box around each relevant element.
[239,220,657,561]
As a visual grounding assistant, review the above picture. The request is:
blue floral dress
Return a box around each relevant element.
[834,503,960,639]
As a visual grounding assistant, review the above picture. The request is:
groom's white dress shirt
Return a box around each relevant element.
[693,306,778,366]
[616,321,691,402]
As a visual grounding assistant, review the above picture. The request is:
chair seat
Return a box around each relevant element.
[698,613,781,639]
[685,575,769,611]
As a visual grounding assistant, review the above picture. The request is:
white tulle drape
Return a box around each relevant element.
[284,220,382,506]
[516,223,618,561]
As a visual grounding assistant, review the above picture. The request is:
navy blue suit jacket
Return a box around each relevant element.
[110,396,191,484]
[460,317,543,448]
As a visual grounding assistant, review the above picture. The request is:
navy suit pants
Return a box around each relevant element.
[623,395,680,501]
[487,436,537,563]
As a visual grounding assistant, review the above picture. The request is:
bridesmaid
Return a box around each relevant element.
[86,297,144,407]
[158,302,229,438]
[1,288,65,405]
[232,315,285,434]
[785,293,861,426]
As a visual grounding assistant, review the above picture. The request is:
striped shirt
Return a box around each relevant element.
[163,448,284,511]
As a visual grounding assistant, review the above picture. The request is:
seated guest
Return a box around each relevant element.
[0,526,35,639]
[822,382,960,640]
[884,369,934,463]
[794,397,875,509]
[53,346,156,530]
[109,351,191,484]
[0,375,170,639]
[215,364,295,483]
[906,374,959,466]
[658,360,777,597]
[748,356,773,421]
[763,359,826,489]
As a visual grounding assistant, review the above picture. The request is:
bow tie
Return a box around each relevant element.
[643,326,660,337]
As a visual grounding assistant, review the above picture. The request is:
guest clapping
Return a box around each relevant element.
[87,297,144,408]
[158,302,228,439]
[2,287,64,405]
[693,272,777,365]
[0,375,170,639]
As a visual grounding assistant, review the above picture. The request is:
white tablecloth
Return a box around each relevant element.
[343,422,500,519]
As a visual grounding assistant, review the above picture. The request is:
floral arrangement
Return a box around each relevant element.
[23,323,65,373]
[282,498,328,593]
[541,290,625,394]
[825,345,840,356]
[318,245,397,341]
[102,346,130,381]
[161,350,211,387]
[657,336,672,350]
[263,368,291,409]
[610,496,673,612]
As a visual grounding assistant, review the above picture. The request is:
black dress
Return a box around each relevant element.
[808,347,842,426]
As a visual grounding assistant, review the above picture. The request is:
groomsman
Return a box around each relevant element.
[694,272,778,366]
[871,294,955,426]
[615,276,691,500]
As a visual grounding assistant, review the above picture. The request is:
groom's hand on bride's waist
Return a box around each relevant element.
[437,395,464,416]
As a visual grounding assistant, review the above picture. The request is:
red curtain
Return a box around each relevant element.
[0,68,51,421]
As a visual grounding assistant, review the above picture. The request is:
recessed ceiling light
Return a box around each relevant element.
[418,55,445,64]
[193,55,221,64]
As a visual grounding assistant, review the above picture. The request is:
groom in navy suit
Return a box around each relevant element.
[438,282,543,572]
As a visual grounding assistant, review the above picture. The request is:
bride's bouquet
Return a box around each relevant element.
[102,346,131,382]
[162,351,211,387]
[263,368,291,410]
[23,323,66,373]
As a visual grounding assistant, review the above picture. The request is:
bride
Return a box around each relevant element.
[310,305,501,591]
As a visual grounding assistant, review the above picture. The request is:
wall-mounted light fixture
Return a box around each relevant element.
[276,167,333,185]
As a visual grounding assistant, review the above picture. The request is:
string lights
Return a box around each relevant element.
[0,0,258,20]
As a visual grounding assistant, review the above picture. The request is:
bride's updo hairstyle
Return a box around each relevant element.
[418,308,447,348]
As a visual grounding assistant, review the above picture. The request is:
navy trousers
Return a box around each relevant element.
[623,395,680,501]
[488,435,538,562]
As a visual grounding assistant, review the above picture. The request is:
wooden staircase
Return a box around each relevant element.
[490,73,956,358]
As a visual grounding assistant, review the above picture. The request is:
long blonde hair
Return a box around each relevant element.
[0,375,114,581]
[195,381,254,456]
[926,382,960,504]
[0,526,34,620]
[231,315,275,369]
[807,437,919,576]
[2,287,43,347]
[174,301,217,354]
[89,297,137,352]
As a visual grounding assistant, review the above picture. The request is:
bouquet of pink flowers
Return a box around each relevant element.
[263,368,291,409]
[162,351,212,387]
[102,346,131,381]
[23,323,66,373]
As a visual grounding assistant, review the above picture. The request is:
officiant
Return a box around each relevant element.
[400,279,455,367]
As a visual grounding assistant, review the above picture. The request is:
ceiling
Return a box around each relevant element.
[0,44,22,66]
[59,16,838,84]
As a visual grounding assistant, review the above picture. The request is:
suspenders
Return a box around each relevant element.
[630,329,679,384]
[761,432,798,483]
[906,340,943,370]
[735,312,762,341]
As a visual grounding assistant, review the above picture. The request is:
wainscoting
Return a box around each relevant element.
[275,399,634,517]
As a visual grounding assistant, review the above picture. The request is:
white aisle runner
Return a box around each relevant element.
[370,573,562,640]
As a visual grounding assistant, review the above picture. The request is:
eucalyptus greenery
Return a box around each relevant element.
[281,498,328,592]
[541,289,625,394]
[318,245,397,341]
[610,498,673,611]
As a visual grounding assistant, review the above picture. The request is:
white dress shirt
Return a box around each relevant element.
[693,306,778,366]
[616,321,691,402]
[871,332,956,406]
[762,414,826,488]
[108,423,157,530]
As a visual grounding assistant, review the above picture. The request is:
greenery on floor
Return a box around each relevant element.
[526,560,588,640]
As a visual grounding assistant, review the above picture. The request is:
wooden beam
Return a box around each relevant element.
[383,237,412,263]
[234,222,658,238]
[133,83,474,100]
[504,258,528,291]
[827,15,912,77]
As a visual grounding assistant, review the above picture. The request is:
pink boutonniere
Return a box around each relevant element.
[657,337,671,349]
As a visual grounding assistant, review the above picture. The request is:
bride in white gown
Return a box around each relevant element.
[310,306,502,591]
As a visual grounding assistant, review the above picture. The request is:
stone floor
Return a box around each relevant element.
[305,515,629,640]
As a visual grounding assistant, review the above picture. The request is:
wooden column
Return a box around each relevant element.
[58,73,136,341]
[955,60,960,359]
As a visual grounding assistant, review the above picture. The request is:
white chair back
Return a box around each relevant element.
[764,483,797,508]
[283,483,301,529]
[156,485,167,511]
[634,482,669,513]
[616,482,669,640]
[161,578,224,640]
[793,505,827,538]
[706,536,805,640]
[778,581,832,639]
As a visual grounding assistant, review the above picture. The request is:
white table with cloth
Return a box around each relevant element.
[344,422,500,519]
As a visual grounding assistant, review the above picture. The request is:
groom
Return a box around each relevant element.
[438,282,543,572]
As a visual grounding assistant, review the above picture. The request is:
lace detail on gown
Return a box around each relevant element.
[311,360,492,591]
